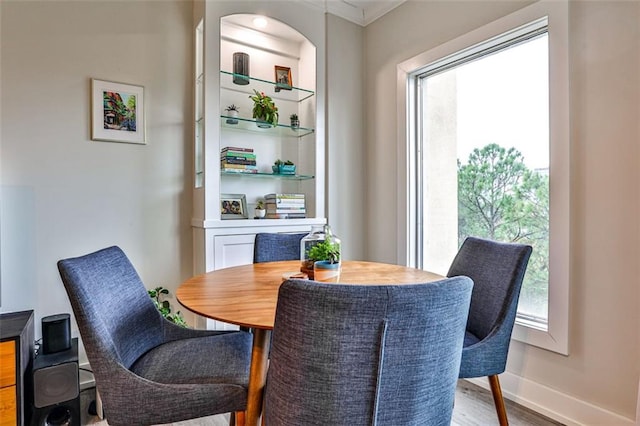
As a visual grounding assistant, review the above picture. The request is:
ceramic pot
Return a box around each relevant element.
[225,110,239,124]
[314,261,341,282]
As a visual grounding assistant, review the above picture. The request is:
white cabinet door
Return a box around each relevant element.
[213,233,255,269]
[207,234,256,330]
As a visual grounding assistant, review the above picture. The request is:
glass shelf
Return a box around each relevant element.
[220,115,314,137]
[221,171,315,180]
[220,71,315,102]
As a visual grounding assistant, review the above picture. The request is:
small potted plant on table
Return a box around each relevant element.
[301,237,341,281]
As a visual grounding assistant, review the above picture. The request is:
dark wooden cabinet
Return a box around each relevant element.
[0,310,34,426]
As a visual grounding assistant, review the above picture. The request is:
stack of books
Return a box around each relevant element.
[221,147,257,174]
[265,193,306,219]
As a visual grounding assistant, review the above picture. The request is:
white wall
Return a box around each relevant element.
[0,1,194,361]
[364,0,640,422]
[326,14,365,260]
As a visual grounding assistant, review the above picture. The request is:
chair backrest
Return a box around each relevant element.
[253,232,307,263]
[57,246,164,370]
[447,236,532,342]
[264,277,473,426]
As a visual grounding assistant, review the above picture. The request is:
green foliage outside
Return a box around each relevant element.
[148,286,188,327]
[457,143,549,319]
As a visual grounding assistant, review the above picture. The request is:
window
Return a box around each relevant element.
[399,2,569,354]
[418,24,549,325]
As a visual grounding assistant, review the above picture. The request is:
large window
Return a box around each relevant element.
[417,24,550,326]
[400,2,569,354]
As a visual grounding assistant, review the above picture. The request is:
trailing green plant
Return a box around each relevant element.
[148,286,188,327]
[307,239,340,264]
[249,89,278,126]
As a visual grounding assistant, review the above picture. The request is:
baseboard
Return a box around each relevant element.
[466,374,634,426]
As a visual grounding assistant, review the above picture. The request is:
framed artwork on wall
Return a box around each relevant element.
[274,65,292,92]
[91,79,146,144]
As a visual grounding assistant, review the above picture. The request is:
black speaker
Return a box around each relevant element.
[42,314,71,355]
[29,338,80,426]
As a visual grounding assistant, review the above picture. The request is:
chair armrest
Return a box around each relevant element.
[161,316,242,342]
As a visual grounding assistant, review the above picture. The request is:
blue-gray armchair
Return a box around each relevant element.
[447,236,532,426]
[57,246,252,426]
[264,277,474,426]
[253,232,307,263]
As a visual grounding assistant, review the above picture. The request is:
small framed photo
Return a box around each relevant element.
[274,65,292,92]
[91,78,145,144]
[221,194,248,219]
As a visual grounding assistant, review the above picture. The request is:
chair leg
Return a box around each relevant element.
[229,411,245,426]
[488,375,509,426]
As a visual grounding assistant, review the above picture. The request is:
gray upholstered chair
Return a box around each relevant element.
[57,246,252,426]
[447,236,532,426]
[253,232,307,263]
[264,277,474,426]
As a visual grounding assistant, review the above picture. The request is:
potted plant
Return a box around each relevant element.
[224,104,239,124]
[272,159,296,175]
[148,286,188,327]
[249,89,278,128]
[254,200,266,219]
[289,113,299,129]
[301,238,341,281]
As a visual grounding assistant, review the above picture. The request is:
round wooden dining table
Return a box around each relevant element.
[176,260,444,426]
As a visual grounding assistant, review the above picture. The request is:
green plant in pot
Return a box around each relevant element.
[250,89,278,127]
[302,238,341,280]
[289,113,299,129]
[148,286,188,327]
[224,104,239,124]
[272,159,296,175]
[255,199,266,219]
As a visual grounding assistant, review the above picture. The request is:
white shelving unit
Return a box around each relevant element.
[192,10,326,292]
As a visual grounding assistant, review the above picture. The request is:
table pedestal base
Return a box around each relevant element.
[245,329,271,426]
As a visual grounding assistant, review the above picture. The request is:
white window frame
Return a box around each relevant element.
[396,1,569,355]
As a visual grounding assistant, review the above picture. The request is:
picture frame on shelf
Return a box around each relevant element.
[221,194,248,219]
[274,65,292,92]
[91,78,145,144]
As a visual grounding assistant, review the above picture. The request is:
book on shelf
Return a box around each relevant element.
[266,208,306,214]
[221,158,257,166]
[221,146,253,153]
[221,154,257,161]
[265,198,305,205]
[264,200,305,209]
[265,204,305,210]
[221,167,258,174]
[266,213,307,219]
[220,163,258,170]
[264,193,305,200]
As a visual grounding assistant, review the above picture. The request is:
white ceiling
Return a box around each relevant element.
[223,2,406,43]
[304,0,407,26]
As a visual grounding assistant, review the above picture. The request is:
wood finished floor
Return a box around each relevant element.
[80,380,563,425]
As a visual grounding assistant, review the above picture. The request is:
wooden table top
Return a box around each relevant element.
[176,260,444,330]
